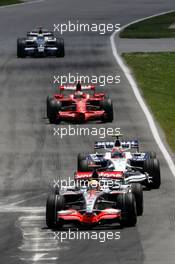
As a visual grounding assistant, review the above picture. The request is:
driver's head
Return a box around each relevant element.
[115,139,121,147]
[76,82,81,91]
[75,82,83,98]
[111,148,125,158]
[38,28,43,34]
[89,179,100,190]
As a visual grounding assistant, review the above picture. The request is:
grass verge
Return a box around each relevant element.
[0,0,22,6]
[120,11,175,38]
[123,52,175,152]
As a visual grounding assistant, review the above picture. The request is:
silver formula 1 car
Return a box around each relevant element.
[46,171,143,229]
[17,28,65,58]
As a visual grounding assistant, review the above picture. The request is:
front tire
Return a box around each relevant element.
[46,96,54,118]
[47,98,62,124]
[116,193,137,227]
[46,193,65,229]
[131,183,143,216]
[17,38,26,58]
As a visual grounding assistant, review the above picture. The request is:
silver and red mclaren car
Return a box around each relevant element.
[46,171,143,229]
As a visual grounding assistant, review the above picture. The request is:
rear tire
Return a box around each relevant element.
[77,153,91,171]
[116,193,137,227]
[101,98,113,123]
[78,153,85,171]
[143,158,161,189]
[46,193,65,229]
[131,183,143,216]
[147,151,156,159]
[78,158,93,172]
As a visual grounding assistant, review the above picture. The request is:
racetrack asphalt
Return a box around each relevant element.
[0,0,175,263]
[118,38,175,53]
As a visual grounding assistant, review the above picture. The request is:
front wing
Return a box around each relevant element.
[58,110,105,122]
[57,208,121,224]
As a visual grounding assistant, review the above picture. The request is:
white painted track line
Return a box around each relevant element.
[110,10,175,177]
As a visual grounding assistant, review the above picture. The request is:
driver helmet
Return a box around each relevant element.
[114,139,121,147]
[74,82,83,98]
[38,28,43,34]
[76,81,82,91]
[89,179,100,190]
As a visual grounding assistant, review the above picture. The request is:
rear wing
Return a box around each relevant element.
[94,140,139,150]
[27,33,53,38]
[59,84,95,92]
[94,141,114,149]
[27,27,53,35]
[121,140,139,149]
[75,171,124,180]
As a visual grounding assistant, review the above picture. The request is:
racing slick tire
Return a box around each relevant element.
[56,38,65,57]
[116,193,137,227]
[77,153,86,171]
[17,38,26,58]
[143,158,161,189]
[131,183,143,216]
[46,193,65,229]
[101,98,113,123]
[46,96,54,118]
[77,152,92,171]
[47,99,62,124]
[78,158,93,172]
[147,151,156,159]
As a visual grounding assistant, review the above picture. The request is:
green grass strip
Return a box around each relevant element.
[0,0,22,6]
[120,11,175,38]
[123,52,175,152]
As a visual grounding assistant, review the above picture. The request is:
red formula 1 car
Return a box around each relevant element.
[46,171,137,229]
[46,83,113,124]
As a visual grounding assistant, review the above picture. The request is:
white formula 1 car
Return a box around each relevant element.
[17,27,65,57]
[78,132,161,189]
